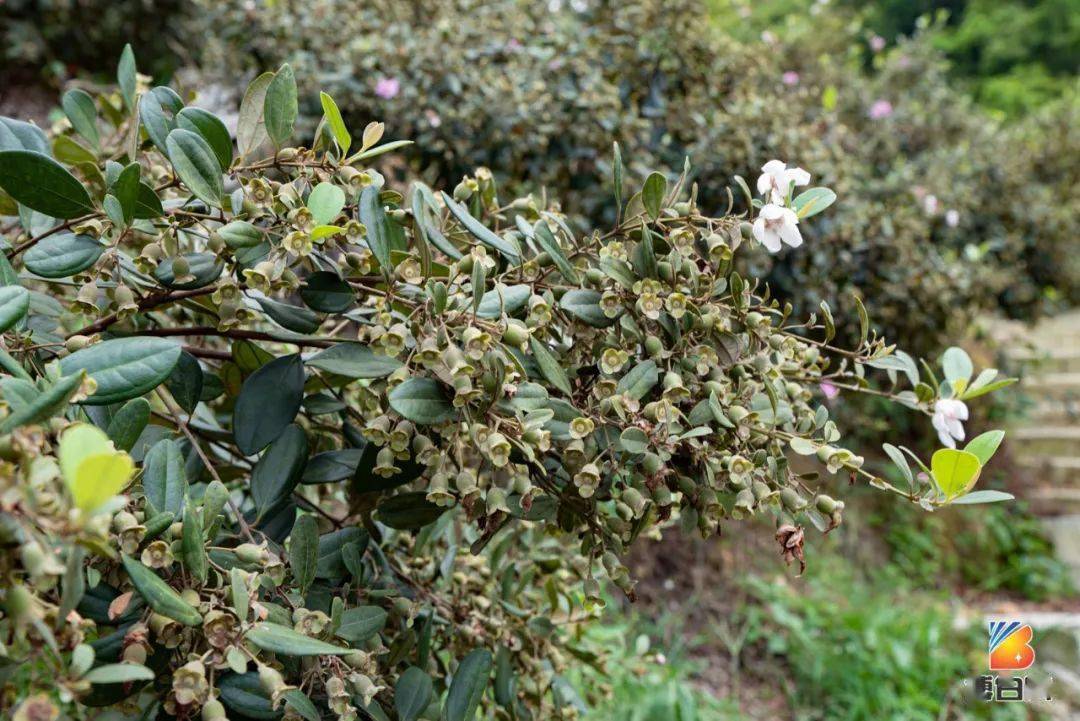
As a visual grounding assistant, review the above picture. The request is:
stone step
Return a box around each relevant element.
[1017,456,1080,487]
[1026,488,1080,516]
[1018,373,1080,400]
[1011,427,1080,457]
[1007,350,1080,375]
[1041,515,1080,587]
[1019,399,1080,425]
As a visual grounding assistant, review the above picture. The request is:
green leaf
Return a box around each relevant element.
[642,172,666,221]
[444,649,493,721]
[618,427,649,455]
[0,373,83,433]
[165,351,204,414]
[300,271,353,312]
[931,448,982,499]
[105,398,151,452]
[532,221,579,283]
[58,423,134,514]
[964,430,1005,466]
[307,343,402,379]
[336,606,388,644]
[388,378,457,425]
[166,128,224,207]
[258,297,322,334]
[0,285,29,333]
[559,289,614,328]
[177,107,233,169]
[117,44,137,111]
[0,150,94,218]
[134,181,163,219]
[154,252,224,290]
[233,354,305,455]
[251,424,308,516]
[395,667,433,721]
[359,185,394,275]
[412,182,462,260]
[476,284,530,319]
[142,439,187,516]
[219,220,264,249]
[941,347,973,385]
[139,86,183,154]
[112,162,140,224]
[950,490,1015,505]
[788,437,818,456]
[60,337,182,405]
[231,567,249,620]
[219,672,277,719]
[320,92,351,155]
[237,72,274,158]
[615,360,658,400]
[83,663,155,684]
[62,89,100,149]
[264,64,298,148]
[882,442,913,487]
[246,622,351,656]
[181,504,208,584]
[440,192,521,264]
[792,187,837,219]
[377,492,447,529]
[307,181,346,225]
[302,448,364,484]
[959,377,1017,400]
[289,514,319,595]
[529,336,572,397]
[122,555,202,626]
[283,690,320,721]
[612,141,623,212]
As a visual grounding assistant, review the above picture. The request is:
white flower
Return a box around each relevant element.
[756,160,811,204]
[932,399,969,448]
[753,203,803,253]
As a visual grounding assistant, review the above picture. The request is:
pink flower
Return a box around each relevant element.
[868,99,893,119]
[782,71,800,86]
[869,35,886,52]
[820,381,840,400]
[374,78,400,100]
[425,109,442,128]
[506,38,522,50]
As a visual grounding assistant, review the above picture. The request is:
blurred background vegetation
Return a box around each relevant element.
[1,0,1076,717]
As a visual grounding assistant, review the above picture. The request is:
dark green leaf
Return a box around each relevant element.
[117,45,136,111]
[615,360,658,400]
[122,555,201,626]
[60,338,182,405]
[307,343,402,379]
[476,284,530,319]
[0,285,29,333]
[529,336,572,396]
[139,86,183,154]
[359,185,393,274]
[165,351,204,414]
[257,296,322,334]
[142,439,187,515]
[166,128,224,207]
[264,64,298,148]
[153,252,224,290]
[395,667,433,721]
[444,649,493,721]
[388,378,456,425]
[105,398,151,452]
[559,289,614,327]
[177,107,233,170]
[181,504,208,583]
[377,492,446,530]
[0,150,94,218]
[336,606,388,644]
[251,424,308,516]
[62,89,99,149]
[233,354,305,455]
[441,192,520,263]
[289,514,319,594]
[642,172,666,220]
[302,449,364,484]
[300,271,353,312]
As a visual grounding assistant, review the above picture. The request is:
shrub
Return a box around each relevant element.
[185,0,1074,357]
[0,55,1014,719]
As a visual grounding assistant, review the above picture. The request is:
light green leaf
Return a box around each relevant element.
[246,622,351,656]
[964,430,1005,466]
[559,289,614,328]
[950,490,1015,505]
[83,663,155,684]
[142,439,187,516]
[307,182,346,225]
[58,423,134,514]
[931,448,982,499]
[237,72,274,157]
[440,192,521,264]
[792,187,837,219]
[941,347,973,384]
[615,360,658,400]
[0,285,29,333]
[62,89,99,149]
[306,343,403,379]
[117,44,137,111]
[320,92,351,156]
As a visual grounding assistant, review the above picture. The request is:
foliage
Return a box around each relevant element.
[185,0,1076,357]
[745,563,1032,721]
[0,52,1014,720]
[876,500,1076,602]
[0,0,187,79]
